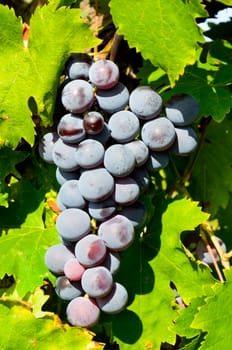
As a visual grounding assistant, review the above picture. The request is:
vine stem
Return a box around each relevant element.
[0,296,32,310]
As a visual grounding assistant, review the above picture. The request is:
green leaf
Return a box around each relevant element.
[110,0,207,85]
[0,1,100,148]
[0,181,59,295]
[191,269,232,350]
[110,197,212,349]
[190,118,232,214]
[0,301,104,350]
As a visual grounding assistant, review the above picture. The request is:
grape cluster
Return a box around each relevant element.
[39,53,199,328]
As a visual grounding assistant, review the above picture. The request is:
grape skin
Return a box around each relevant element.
[56,167,81,186]
[112,176,140,206]
[104,144,136,177]
[57,114,86,144]
[146,151,170,172]
[96,82,129,114]
[75,139,105,169]
[83,111,105,135]
[196,237,226,265]
[56,208,91,242]
[98,214,134,251]
[171,126,198,156]
[55,276,83,301]
[118,200,147,228]
[88,198,116,221]
[75,234,107,267]
[165,94,199,126]
[125,140,149,167]
[89,59,119,89]
[52,138,80,171]
[129,86,162,120]
[108,110,140,143]
[61,79,94,113]
[66,296,100,328]
[57,179,87,210]
[102,251,121,275]
[64,258,86,281]
[38,132,59,164]
[96,282,128,314]
[44,243,75,275]
[65,53,92,80]
[141,117,176,151]
[81,266,113,298]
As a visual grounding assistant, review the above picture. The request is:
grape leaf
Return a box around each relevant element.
[0,180,59,296]
[0,301,104,350]
[110,197,213,349]
[0,1,100,148]
[190,118,232,214]
[191,270,232,350]
[110,0,207,85]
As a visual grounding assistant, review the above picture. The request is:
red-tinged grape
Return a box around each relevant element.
[66,296,100,328]
[96,282,128,314]
[89,59,119,89]
[61,79,94,113]
[81,266,113,298]
[64,258,86,281]
[75,234,107,267]
[83,111,105,135]
[129,86,162,120]
[44,244,75,275]
[57,113,86,144]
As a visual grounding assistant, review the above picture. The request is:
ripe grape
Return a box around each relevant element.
[125,140,149,167]
[52,138,79,171]
[64,258,86,281]
[96,282,128,314]
[66,296,100,328]
[75,139,105,169]
[88,198,116,221]
[112,177,140,206]
[171,126,198,156]
[65,53,92,80]
[141,117,176,151]
[118,200,147,228]
[55,276,83,300]
[56,208,91,242]
[102,251,121,275]
[146,151,170,172]
[38,132,59,164]
[196,236,227,265]
[108,110,140,143]
[104,144,136,177]
[81,266,113,298]
[44,243,75,275]
[129,86,162,120]
[96,82,129,113]
[57,179,86,210]
[61,79,94,113]
[83,111,105,135]
[57,113,86,144]
[89,59,119,89]
[75,234,107,267]
[56,167,81,185]
[130,167,150,193]
[165,94,199,126]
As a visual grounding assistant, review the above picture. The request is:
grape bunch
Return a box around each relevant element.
[39,53,199,328]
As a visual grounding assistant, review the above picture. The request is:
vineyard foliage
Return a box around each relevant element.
[0,0,232,349]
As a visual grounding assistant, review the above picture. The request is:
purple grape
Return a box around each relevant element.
[61,79,94,113]
[89,59,119,89]
[83,111,105,135]
[75,139,105,169]
[96,82,129,113]
[88,198,116,221]
[130,167,150,193]
[81,266,113,298]
[64,258,86,281]
[171,126,198,156]
[38,132,59,164]
[108,110,140,143]
[65,53,92,80]
[125,140,149,166]
[75,234,107,267]
[57,113,86,144]
[141,117,176,151]
[55,276,83,300]
[112,177,140,206]
[78,168,114,202]
[102,251,120,276]
[87,122,110,145]
[165,94,199,126]
[129,86,162,120]
[98,214,134,251]
[44,243,75,275]
[66,296,100,328]
[56,208,91,242]
[96,282,128,314]
[56,167,81,186]
[196,236,226,265]
[52,138,79,171]
[118,201,147,228]
[104,144,136,177]
[146,151,170,172]
[57,180,87,210]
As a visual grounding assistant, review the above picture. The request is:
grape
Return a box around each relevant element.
[130,167,150,193]
[61,79,94,113]
[44,243,75,275]
[96,82,129,114]
[66,296,100,328]
[57,113,86,144]
[96,282,128,314]
[64,258,86,281]
[165,94,199,126]
[104,144,136,177]
[78,168,114,202]
[38,132,59,164]
[146,151,169,172]
[52,138,79,171]
[112,177,140,206]
[55,276,83,301]
[65,53,92,80]
[118,201,147,228]
[102,251,120,275]
[57,180,87,210]
[98,214,134,251]
[171,126,198,156]
[81,266,113,298]
[75,139,105,169]
[196,236,227,265]
[125,140,149,166]
[88,198,116,221]
[87,122,110,145]
[56,208,91,242]
[141,117,176,151]
[56,167,81,186]
[129,86,162,120]
[89,59,119,89]
[75,234,107,267]
[83,111,105,135]
[108,110,140,143]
